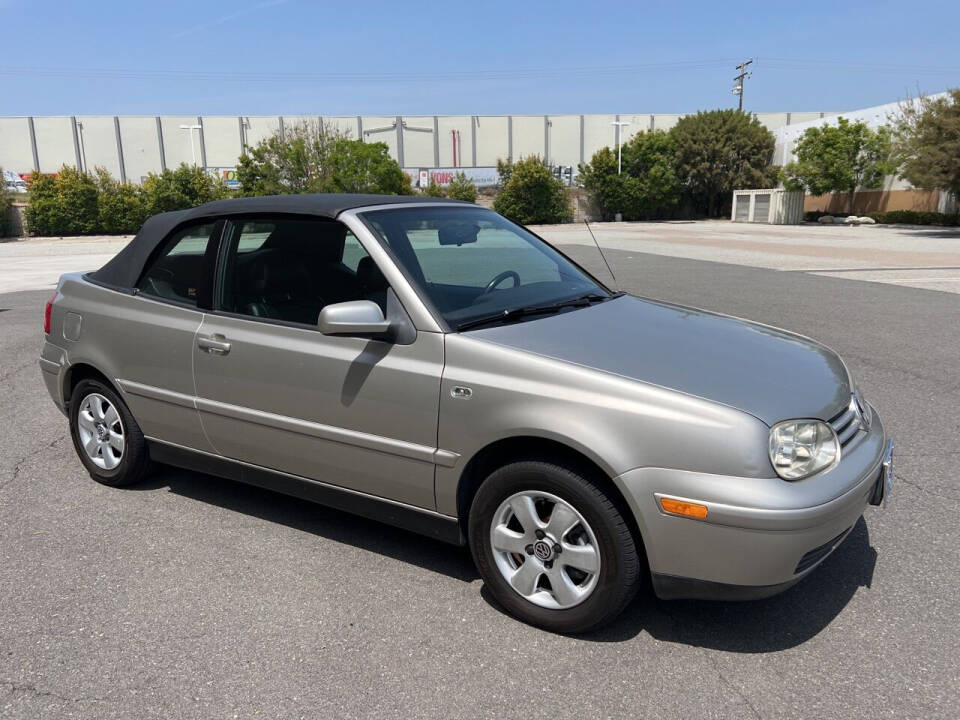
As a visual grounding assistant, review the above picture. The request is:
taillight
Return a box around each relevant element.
[43,292,58,334]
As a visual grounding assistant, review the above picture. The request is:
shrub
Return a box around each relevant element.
[0,168,13,237]
[578,131,681,220]
[24,166,99,236]
[867,210,960,226]
[447,172,478,203]
[142,164,230,216]
[423,178,445,197]
[24,164,231,236]
[95,168,149,234]
[493,156,572,224]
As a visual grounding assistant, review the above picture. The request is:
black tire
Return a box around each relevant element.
[469,460,641,634]
[68,379,152,487]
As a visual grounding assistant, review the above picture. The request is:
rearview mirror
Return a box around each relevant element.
[318,300,392,337]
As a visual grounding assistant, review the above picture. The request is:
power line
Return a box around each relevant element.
[0,59,740,84]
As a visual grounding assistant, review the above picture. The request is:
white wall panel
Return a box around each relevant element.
[475,115,509,166]
[361,116,398,159]
[76,116,121,177]
[160,116,202,168]
[437,116,472,167]
[202,116,242,168]
[325,116,360,140]
[242,116,281,149]
[547,115,580,167]
[651,114,683,131]
[512,116,545,161]
[582,114,617,162]
[400,116,435,167]
[118,117,161,182]
[33,117,76,173]
[0,117,35,175]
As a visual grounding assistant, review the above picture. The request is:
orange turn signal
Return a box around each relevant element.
[659,497,708,519]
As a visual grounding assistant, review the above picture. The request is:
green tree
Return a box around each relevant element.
[893,89,960,197]
[322,139,414,195]
[671,109,777,217]
[578,130,681,220]
[236,120,412,196]
[493,156,572,224]
[142,163,230,216]
[781,117,894,214]
[447,171,478,203]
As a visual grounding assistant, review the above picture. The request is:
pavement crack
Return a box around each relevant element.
[705,654,763,720]
[1,433,67,492]
[894,472,960,502]
[0,679,108,705]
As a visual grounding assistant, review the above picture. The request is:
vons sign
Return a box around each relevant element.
[416,167,500,188]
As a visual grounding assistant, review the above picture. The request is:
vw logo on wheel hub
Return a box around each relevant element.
[533,540,553,561]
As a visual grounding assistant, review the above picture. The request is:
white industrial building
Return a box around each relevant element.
[0,111,834,187]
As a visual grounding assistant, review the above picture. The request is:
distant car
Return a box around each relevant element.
[3,170,28,194]
[40,194,893,633]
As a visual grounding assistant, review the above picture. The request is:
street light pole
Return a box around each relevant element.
[179,124,202,166]
[610,120,631,174]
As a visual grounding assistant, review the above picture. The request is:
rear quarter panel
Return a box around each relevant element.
[50,275,212,451]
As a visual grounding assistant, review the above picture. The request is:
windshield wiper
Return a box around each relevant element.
[456,292,618,332]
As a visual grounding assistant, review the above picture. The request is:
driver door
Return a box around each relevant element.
[192,215,444,510]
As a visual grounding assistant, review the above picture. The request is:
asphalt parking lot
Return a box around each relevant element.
[2,223,959,718]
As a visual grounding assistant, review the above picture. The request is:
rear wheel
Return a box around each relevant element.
[69,379,152,487]
[469,460,640,633]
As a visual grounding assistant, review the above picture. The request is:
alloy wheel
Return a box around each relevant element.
[489,490,601,609]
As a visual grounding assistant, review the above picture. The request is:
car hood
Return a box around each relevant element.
[468,295,850,426]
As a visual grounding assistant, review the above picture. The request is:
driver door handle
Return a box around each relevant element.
[197,334,231,356]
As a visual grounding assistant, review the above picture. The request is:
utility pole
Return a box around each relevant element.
[732,59,753,111]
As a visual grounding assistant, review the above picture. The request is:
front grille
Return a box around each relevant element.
[794,526,853,574]
[829,399,863,448]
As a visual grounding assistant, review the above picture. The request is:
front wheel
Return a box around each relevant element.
[469,460,641,633]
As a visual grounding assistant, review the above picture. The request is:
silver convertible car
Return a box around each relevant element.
[40,194,893,633]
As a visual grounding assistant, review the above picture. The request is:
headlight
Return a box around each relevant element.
[768,420,839,480]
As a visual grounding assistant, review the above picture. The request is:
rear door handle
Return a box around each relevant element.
[197,334,231,356]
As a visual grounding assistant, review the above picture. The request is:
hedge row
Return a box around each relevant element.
[24,164,231,236]
[804,209,960,226]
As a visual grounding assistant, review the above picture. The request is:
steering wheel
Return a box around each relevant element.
[481,270,520,296]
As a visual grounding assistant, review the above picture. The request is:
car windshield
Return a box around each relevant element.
[359,206,610,329]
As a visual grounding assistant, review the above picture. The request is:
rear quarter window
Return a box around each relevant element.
[136,223,217,306]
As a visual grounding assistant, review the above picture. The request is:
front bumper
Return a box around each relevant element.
[615,408,890,599]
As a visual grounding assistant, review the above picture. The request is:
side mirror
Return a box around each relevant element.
[318,300,392,338]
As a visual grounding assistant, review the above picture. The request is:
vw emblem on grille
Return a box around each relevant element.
[533,541,552,560]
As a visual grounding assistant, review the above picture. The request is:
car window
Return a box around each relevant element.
[136,223,217,306]
[216,217,383,326]
[361,207,605,328]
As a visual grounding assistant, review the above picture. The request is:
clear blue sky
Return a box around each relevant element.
[2,0,957,115]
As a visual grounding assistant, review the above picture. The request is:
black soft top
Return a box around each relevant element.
[89,193,466,290]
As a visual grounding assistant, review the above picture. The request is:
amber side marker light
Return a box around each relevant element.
[659,497,709,519]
